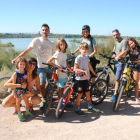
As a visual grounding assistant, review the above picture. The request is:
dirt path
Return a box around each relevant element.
[0,88,140,140]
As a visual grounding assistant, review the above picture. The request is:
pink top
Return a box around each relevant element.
[28,79,36,91]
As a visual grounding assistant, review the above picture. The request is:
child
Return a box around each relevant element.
[13,57,35,121]
[74,42,100,116]
[47,38,71,108]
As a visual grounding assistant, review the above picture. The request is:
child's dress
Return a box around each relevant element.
[16,70,27,97]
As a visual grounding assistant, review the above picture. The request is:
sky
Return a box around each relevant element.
[0,0,140,37]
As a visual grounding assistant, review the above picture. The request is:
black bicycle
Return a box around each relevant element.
[41,63,58,116]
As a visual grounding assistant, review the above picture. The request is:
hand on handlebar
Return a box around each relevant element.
[115,56,120,61]
[84,71,90,77]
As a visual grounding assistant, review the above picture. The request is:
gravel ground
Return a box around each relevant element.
[0,88,140,140]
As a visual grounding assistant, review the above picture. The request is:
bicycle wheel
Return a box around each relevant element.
[55,87,71,118]
[42,84,54,116]
[90,79,108,105]
[0,76,12,98]
[97,71,110,85]
[113,80,125,112]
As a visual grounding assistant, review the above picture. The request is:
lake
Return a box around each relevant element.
[0,38,81,51]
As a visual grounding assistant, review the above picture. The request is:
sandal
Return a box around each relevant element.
[12,111,18,115]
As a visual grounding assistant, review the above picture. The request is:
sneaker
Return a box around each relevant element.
[25,112,35,117]
[66,103,73,108]
[110,94,117,101]
[88,106,101,113]
[18,114,25,121]
[75,108,86,116]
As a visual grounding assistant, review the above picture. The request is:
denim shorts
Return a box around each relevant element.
[58,78,68,88]
[38,67,53,84]
[114,64,125,79]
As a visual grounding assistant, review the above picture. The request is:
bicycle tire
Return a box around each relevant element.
[98,71,110,85]
[55,87,71,118]
[90,79,108,105]
[42,84,54,116]
[0,76,12,97]
[113,80,125,112]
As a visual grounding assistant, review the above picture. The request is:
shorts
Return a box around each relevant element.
[58,78,68,88]
[74,80,89,93]
[114,64,125,79]
[16,89,27,98]
[38,67,53,84]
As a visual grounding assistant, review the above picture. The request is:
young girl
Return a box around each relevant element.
[47,38,70,107]
[115,37,140,104]
[13,57,35,121]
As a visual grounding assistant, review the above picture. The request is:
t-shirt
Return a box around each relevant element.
[29,37,56,68]
[125,46,140,61]
[81,37,97,56]
[74,55,90,80]
[114,38,127,55]
[52,51,67,79]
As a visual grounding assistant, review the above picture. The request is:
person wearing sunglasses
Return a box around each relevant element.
[2,57,41,114]
[11,24,56,110]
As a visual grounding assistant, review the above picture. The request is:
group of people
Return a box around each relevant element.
[2,23,140,121]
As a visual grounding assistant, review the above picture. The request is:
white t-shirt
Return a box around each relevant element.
[75,55,90,80]
[52,51,67,79]
[29,37,56,68]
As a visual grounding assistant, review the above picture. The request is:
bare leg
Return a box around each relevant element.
[133,71,140,103]
[2,94,16,107]
[114,78,120,95]
[76,93,83,106]
[23,94,29,110]
[16,97,21,112]
[58,88,64,100]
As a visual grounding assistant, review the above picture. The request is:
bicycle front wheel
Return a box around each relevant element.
[42,84,54,116]
[90,79,108,105]
[113,80,125,112]
[97,71,110,85]
[55,87,71,118]
[0,76,12,98]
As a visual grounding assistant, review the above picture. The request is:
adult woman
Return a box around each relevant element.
[115,37,140,104]
[2,57,41,113]
[72,25,97,82]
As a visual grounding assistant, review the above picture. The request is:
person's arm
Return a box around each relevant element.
[88,63,97,76]
[72,47,79,54]
[4,76,26,88]
[74,63,90,77]
[111,47,116,58]
[26,75,41,97]
[115,51,127,61]
[88,46,97,58]
[12,46,33,64]
[47,57,56,67]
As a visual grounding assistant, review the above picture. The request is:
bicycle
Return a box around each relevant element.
[113,61,139,112]
[41,63,73,116]
[41,63,58,116]
[55,70,108,118]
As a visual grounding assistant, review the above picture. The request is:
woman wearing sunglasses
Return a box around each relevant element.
[2,57,41,114]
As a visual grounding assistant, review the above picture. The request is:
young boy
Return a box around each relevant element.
[74,42,101,116]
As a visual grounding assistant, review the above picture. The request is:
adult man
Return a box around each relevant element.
[12,24,56,107]
[110,29,127,100]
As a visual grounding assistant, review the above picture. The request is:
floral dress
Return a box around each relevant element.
[16,70,27,98]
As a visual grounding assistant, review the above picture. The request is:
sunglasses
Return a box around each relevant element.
[29,62,36,66]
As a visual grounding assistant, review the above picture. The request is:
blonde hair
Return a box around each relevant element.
[56,38,68,53]
[15,57,28,71]
[79,42,89,50]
